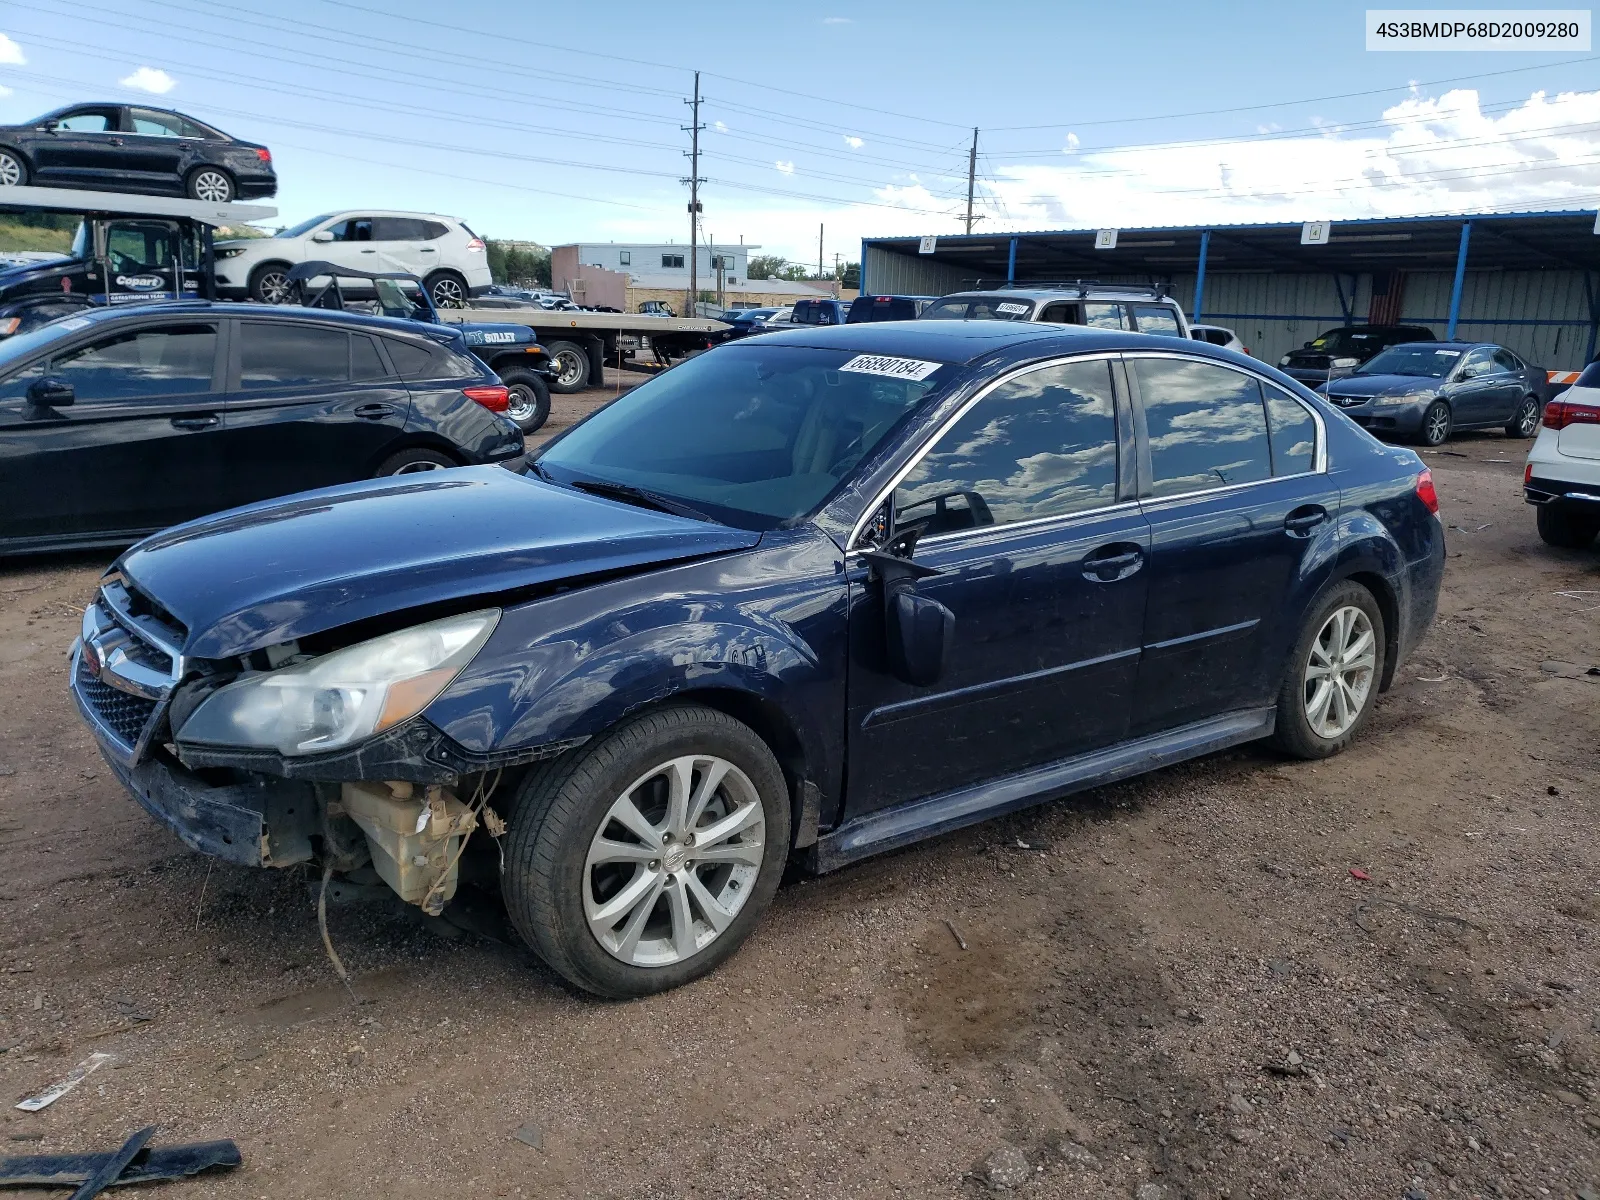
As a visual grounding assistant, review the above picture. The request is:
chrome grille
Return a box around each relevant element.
[75,657,159,748]
[1327,394,1367,408]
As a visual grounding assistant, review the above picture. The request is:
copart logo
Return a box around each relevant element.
[116,274,165,289]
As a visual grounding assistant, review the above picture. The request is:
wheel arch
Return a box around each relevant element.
[0,143,33,169]
[362,431,467,476]
[1339,569,1401,692]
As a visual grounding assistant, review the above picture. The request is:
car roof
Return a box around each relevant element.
[938,288,1177,302]
[751,319,1134,363]
[313,210,461,222]
[39,300,460,341]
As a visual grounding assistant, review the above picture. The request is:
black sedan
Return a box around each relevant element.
[0,104,276,202]
[1279,324,1435,387]
[0,303,525,555]
[1319,341,1546,446]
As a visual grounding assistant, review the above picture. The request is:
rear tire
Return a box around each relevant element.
[248,262,293,304]
[1535,504,1600,549]
[375,447,457,476]
[1419,400,1452,447]
[546,340,590,393]
[0,150,28,187]
[425,270,469,309]
[1505,394,1540,438]
[502,704,790,999]
[186,166,234,203]
[1272,581,1387,760]
[499,368,551,433]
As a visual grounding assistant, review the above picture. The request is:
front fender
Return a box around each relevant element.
[423,526,850,806]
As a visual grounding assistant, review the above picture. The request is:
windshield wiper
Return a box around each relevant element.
[569,478,714,522]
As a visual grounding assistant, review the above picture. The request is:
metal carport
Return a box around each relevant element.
[861,211,1600,370]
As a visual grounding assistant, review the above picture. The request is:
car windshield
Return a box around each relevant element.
[536,344,949,530]
[1306,329,1390,355]
[1354,345,1462,378]
[276,214,338,239]
[921,296,1034,321]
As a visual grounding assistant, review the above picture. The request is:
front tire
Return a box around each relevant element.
[499,368,551,433]
[1536,504,1600,549]
[1419,400,1452,447]
[1272,581,1386,760]
[545,340,590,393]
[186,167,234,203]
[0,149,28,187]
[502,705,790,999]
[248,262,293,304]
[375,447,457,476]
[1505,395,1540,438]
[425,270,469,309]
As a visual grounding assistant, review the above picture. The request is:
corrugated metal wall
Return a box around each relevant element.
[865,245,1598,371]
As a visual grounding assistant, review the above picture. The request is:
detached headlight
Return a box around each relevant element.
[179,610,499,756]
[1331,357,1360,368]
[215,247,246,260]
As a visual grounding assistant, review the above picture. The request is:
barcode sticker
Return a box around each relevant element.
[838,354,942,381]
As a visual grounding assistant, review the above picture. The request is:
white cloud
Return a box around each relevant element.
[1062,132,1080,153]
[119,66,176,94]
[713,120,729,133]
[0,33,24,65]
[0,85,10,99]
[844,135,864,150]
[775,160,795,175]
[822,16,853,23]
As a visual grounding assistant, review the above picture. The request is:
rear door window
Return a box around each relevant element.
[240,323,350,388]
[1132,305,1182,336]
[128,108,185,137]
[352,334,389,380]
[894,359,1120,537]
[1082,303,1125,330]
[374,218,430,240]
[1491,349,1522,373]
[1134,358,1272,497]
[49,324,218,401]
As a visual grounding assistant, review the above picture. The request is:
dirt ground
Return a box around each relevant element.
[2,423,1598,1200]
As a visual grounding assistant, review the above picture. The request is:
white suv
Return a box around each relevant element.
[1524,360,1600,547]
[214,210,492,308]
[919,284,1191,338]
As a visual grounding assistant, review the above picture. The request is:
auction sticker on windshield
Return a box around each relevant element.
[995,302,1030,316]
[839,354,942,381]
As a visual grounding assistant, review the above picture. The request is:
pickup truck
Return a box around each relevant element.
[286,261,556,432]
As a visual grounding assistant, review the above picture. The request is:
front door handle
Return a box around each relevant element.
[1082,542,1144,582]
[1284,504,1329,536]
[359,248,377,254]
[354,403,395,419]
[108,137,124,147]
[170,414,219,430]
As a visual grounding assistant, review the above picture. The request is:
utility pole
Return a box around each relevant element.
[818,223,824,281]
[682,71,705,315]
[964,127,979,234]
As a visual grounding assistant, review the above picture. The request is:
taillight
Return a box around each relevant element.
[255,147,271,162]
[466,237,486,252]
[1543,397,1600,430]
[1415,468,1439,516]
[463,384,509,412]
[1524,462,1534,486]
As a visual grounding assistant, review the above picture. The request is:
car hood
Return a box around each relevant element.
[117,468,762,660]
[1324,374,1442,399]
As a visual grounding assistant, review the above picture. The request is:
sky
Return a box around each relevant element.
[1,0,1597,269]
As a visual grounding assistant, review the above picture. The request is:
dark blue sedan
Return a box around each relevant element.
[69,322,1444,997]
[1319,341,1546,446]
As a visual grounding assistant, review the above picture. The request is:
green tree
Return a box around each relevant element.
[836,261,860,288]
[746,254,786,281]
[486,240,551,287]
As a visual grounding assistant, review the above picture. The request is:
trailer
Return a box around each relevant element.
[438,306,731,393]
[0,184,275,333]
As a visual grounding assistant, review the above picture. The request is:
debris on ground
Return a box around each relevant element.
[512,1123,543,1151]
[13,1053,114,1112]
[0,1131,240,1190]
[943,919,967,951]
[980,1144,1030,1190]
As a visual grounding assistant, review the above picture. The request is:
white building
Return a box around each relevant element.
[552,241,756,288]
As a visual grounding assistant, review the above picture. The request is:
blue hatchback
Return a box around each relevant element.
[70,321,1444,997]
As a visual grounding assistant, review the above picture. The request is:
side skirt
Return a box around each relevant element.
[812,707,1276,873]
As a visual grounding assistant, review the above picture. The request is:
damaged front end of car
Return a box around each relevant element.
[69,573,572,915]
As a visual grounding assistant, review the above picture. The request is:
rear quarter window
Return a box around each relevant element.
[385,338,480,380]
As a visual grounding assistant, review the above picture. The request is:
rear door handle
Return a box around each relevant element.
[354,403,395,419]
[419,247,436,253]
[1081,543,1144,582]
[359,248,377,253]
[1284,504,1329,536]
[170,414,219,430]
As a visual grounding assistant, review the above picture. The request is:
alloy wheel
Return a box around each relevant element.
[1424,403,1451,446]
[1303,605,1376,739]
[1516,398,1540,437]
[583,754,766,967]
[391,460,446,474]
[192,170,233,203]
[256,270,291,304]
[0,153,21,186]
[431,277,466,308]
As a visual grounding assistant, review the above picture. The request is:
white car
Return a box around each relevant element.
[1524,361,1600,547]
[214,210,492,308]
[1190,323,1247,354]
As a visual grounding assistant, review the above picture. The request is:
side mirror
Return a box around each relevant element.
[28,377,74,407]
[862,530,954,687]
[311,230,334,243]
